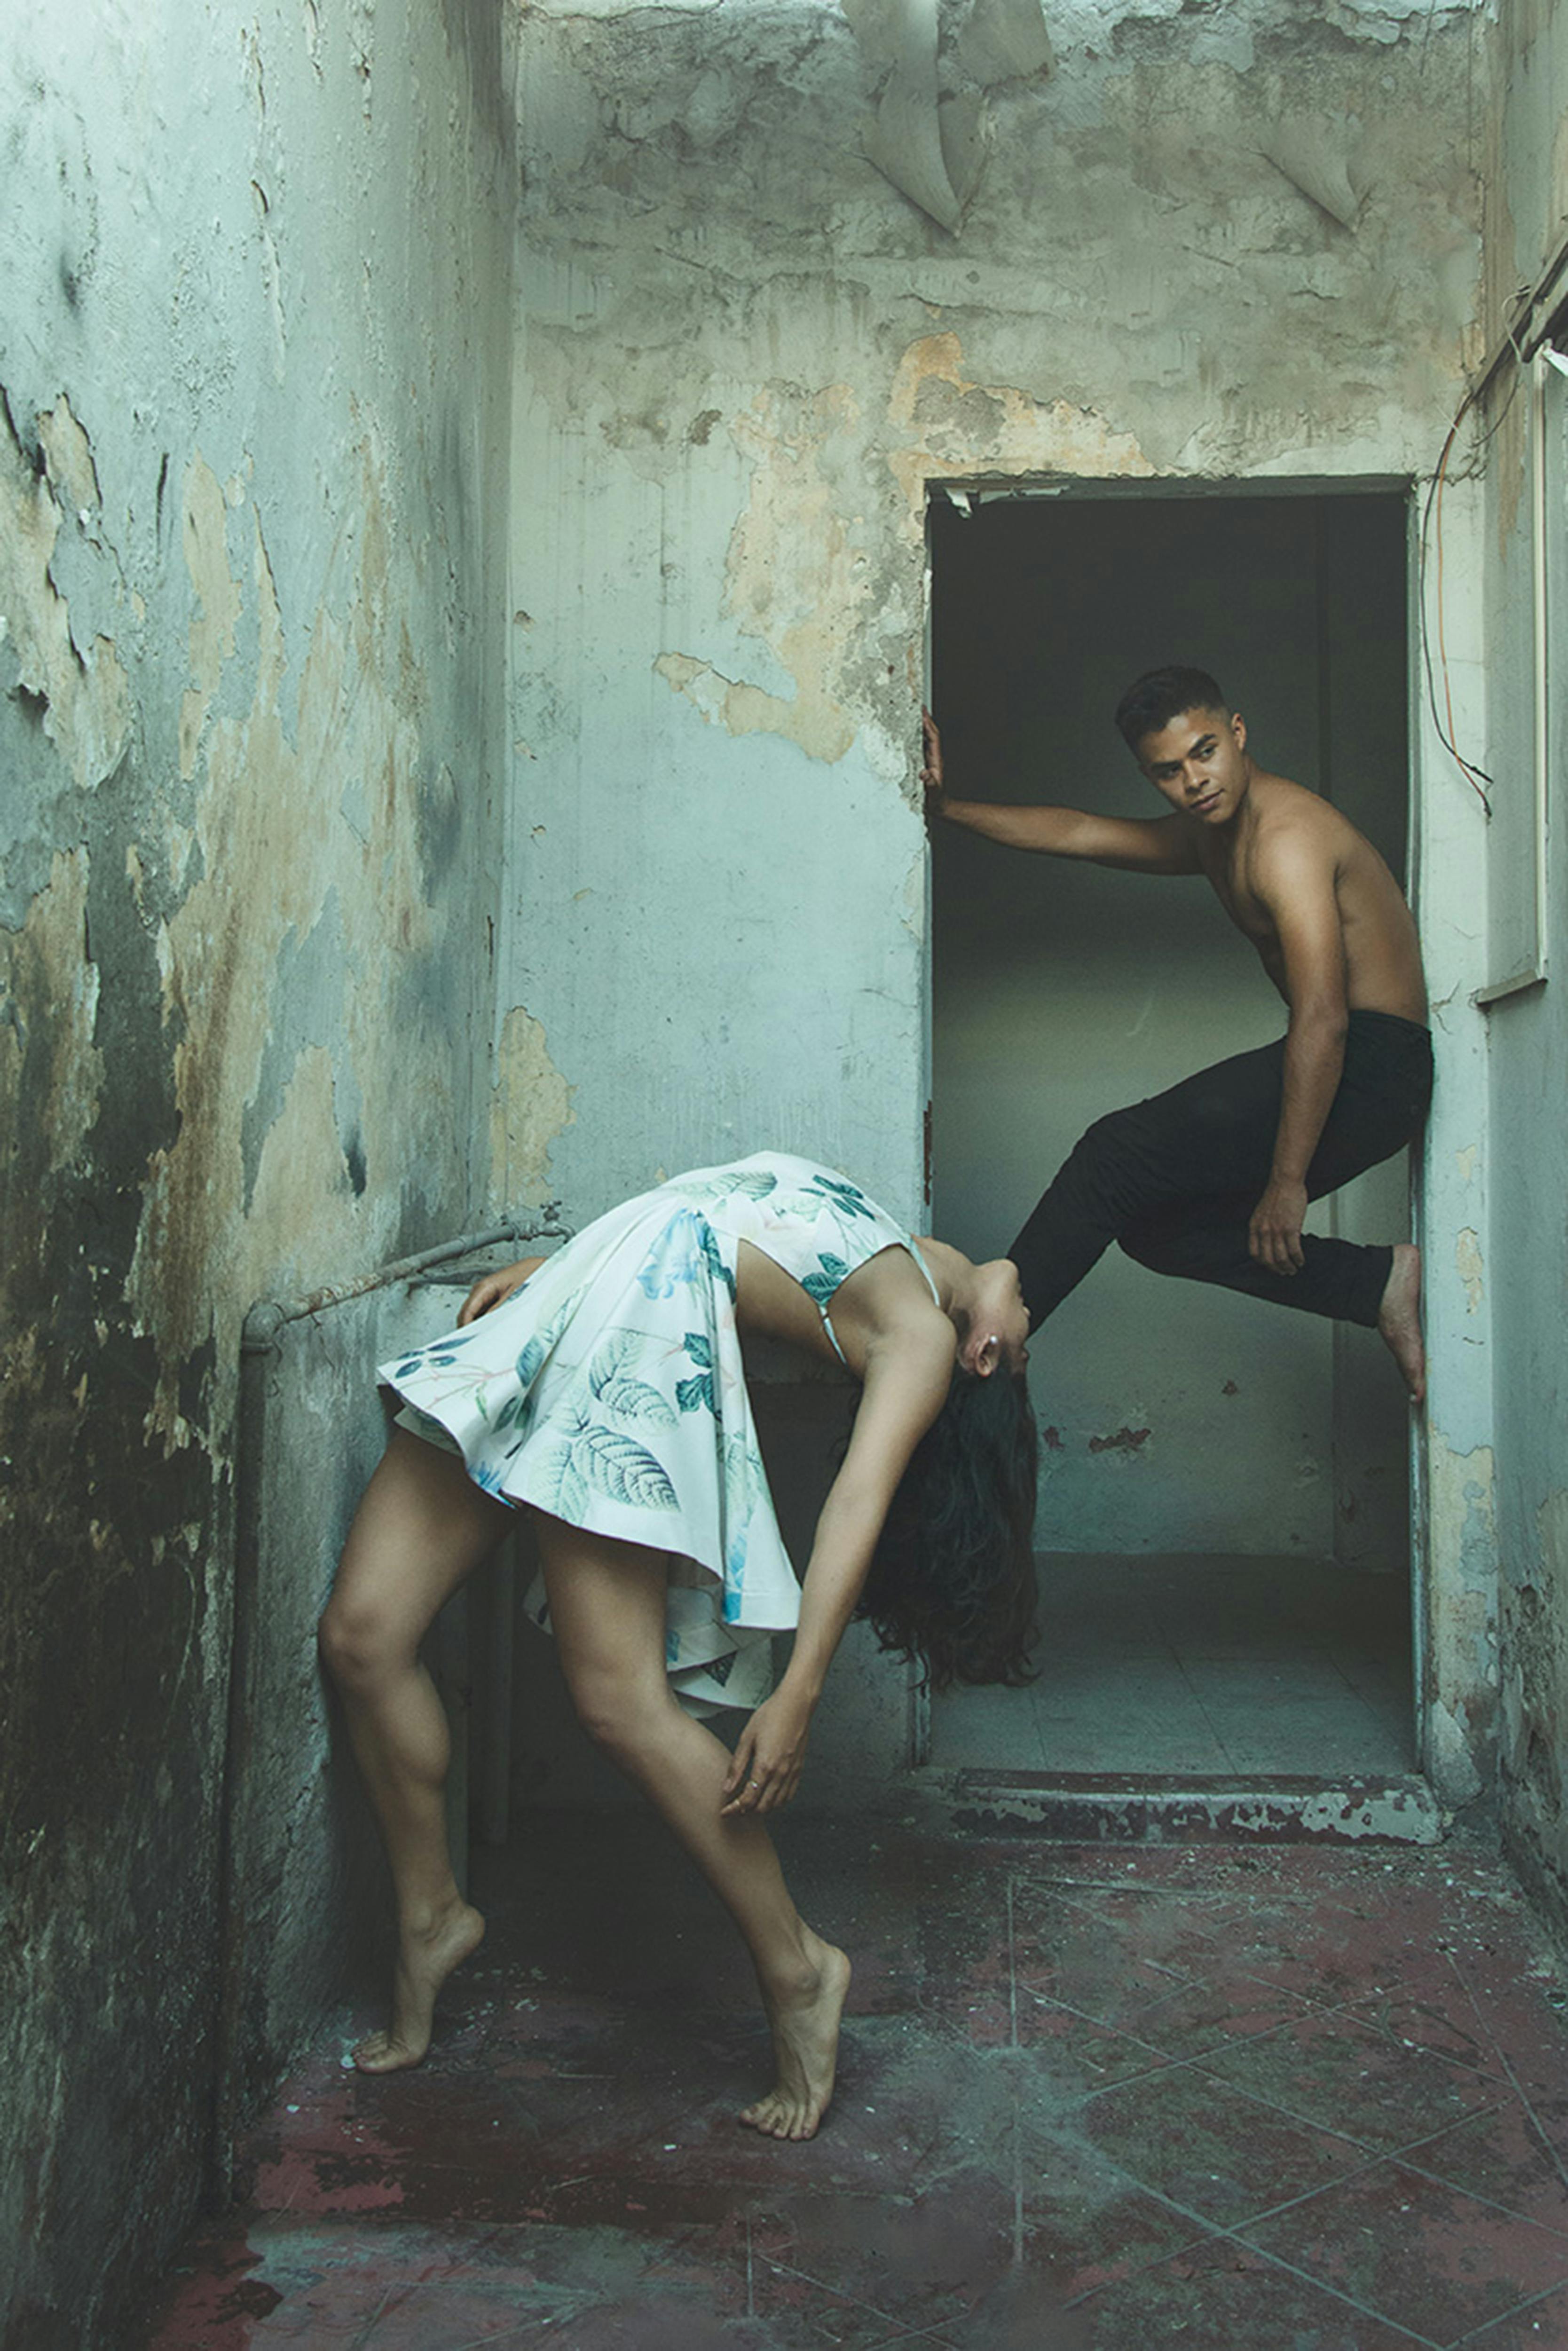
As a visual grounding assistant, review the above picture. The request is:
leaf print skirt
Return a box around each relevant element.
[379,1184,802,1718]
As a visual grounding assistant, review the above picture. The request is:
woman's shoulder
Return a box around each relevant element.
[846,1256,954,1355]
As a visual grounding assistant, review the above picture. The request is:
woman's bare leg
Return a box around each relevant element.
[536,1515,851,2141]
[319,1428,515,2072]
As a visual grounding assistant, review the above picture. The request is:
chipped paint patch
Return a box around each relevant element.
[1532,1488,1568,1596]
[1427,1698,1486,1804]
[1455,1224,1485,1313]
[489,1005,575,1214]
[1428,1434,1497,1592]
[6,848,103,1176]
[886,334,1155,518]
[951,1772,1444,1844]
[898,846,924,940]
[178,454,243,781]
[0,398,130,794]
[36,393,102,519]
[1425,1435,1498,1804]
[654,388,871,765]
[726,387,864,765]
[653,648,854,763]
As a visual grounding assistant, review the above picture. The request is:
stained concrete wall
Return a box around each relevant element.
[0,3,513,2342]
[502,0,1497,1799]
[1476,0,1568,1936]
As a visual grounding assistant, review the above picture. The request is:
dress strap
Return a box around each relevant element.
[818,1303,850,1366]
[819,1236,939,1365]
[905,1237,942,1308]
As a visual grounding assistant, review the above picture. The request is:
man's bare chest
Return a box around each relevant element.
[1203,853,1277,955]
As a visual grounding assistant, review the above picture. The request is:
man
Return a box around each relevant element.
[923,664,1432,1400]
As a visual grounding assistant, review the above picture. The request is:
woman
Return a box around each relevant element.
[319,1151,1036,2140]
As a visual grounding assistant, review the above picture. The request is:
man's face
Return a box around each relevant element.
[1135,706,1249,824]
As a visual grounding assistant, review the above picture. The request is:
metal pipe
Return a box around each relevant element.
[241,1214,567,1352]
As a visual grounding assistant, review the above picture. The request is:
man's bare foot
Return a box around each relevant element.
[1378,1242,1425,1404]
[353,1900,486,2074]
[739,1933,851,2143]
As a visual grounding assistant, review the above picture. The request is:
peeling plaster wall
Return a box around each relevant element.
[1475,0,1568,1931]
[0,4,512,2343]
[503,0,1497,1783]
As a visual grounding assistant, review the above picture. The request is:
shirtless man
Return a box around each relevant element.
[923,663,1432,1400]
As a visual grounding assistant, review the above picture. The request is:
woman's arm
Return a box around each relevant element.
[720,1325,953,1815]
[457,1255,549,1325]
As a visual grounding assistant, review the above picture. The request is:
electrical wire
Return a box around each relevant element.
[1418,315,1538,819]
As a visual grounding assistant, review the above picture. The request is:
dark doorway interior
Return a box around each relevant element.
[927,487,1415,1777]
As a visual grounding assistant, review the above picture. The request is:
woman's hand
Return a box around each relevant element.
[457,1256,546,1325]
[720,1686,815,1818]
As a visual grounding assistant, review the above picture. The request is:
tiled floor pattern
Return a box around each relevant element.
[137,1814,1568,2349]
[933,1555,1415,1777]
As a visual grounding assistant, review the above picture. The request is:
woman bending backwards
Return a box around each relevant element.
[319,1150,1037,2139]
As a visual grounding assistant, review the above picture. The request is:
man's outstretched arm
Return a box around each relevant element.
[1247,833,1351,1277]
[922,709,1202,876]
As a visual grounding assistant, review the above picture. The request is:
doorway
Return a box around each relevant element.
[927,485,1416,1780]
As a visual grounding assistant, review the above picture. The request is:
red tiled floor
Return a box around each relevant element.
[1453,2278,1568,2343]
[1073,2060,1371,2225]
[1193,2006,1509,2152]
[1240,2159,1568,2343]
[134,1819,1568,2351]
[1075,2230,1436,2350]
[1401,2104,1568,2239]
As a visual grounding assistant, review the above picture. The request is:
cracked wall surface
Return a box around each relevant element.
[0,4,513,2343]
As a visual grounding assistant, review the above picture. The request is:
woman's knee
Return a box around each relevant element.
[317,1586,408,1692]
[566,1665,671,1763]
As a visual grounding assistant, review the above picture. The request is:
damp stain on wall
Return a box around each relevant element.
[1425,1434,1500,1803]
[126,434,469,1457]
[489,1004,576,1215]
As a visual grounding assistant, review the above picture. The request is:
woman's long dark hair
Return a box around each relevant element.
[855,1367,1040,1690]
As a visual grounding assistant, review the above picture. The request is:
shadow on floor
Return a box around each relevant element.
[934,1554,1414,1778]
[136,1808,1568,2350]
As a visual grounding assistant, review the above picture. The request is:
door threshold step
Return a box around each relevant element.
[945,1769,1444,1845]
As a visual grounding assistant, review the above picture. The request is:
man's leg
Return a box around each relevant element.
[1009,1035,1294,1329]
[1113,1015,1433,1394]
[1009,1014,1432,1331]
[1117,1014,1432,1325]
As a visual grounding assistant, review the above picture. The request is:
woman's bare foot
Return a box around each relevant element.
[353,1900,486,2073]
[1378,1242,1425,1404]
[739,1934,852,2142]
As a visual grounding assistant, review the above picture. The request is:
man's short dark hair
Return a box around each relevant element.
[1114,666,1229,754]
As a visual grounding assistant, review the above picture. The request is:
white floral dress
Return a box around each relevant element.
[379,1152,940,1716]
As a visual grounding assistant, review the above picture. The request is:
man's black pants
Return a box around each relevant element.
[1009,1010,1434,1335]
